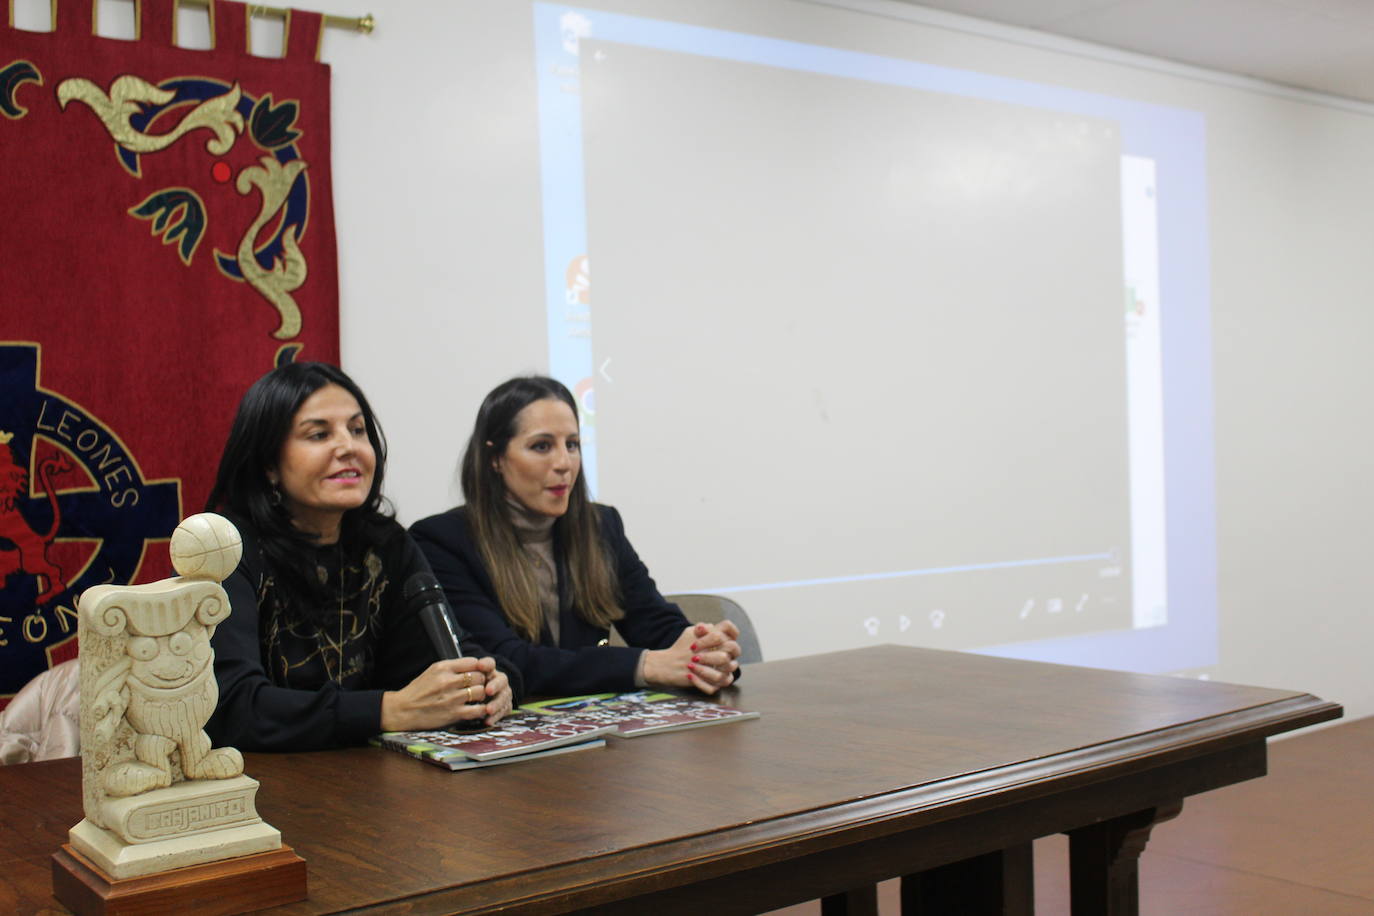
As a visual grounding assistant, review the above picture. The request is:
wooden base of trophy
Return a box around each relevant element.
[51,843,307,916]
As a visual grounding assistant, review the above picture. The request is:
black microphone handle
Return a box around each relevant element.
[418,602,464,660]
[404,572,471,662]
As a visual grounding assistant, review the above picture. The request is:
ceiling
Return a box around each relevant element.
[889,0,1374,106]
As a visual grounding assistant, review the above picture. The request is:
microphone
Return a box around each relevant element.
[404,572,466,661]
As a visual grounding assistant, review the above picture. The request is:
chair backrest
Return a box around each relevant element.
[665,593,764,665]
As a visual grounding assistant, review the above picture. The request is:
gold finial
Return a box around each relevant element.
[0,430,13,444]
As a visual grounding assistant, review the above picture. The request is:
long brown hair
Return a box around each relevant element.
[460,376,621,640]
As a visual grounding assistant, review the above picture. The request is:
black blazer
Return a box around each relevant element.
[409,504,688,696]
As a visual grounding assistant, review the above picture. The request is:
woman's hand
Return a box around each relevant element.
[380,657,493,732]
[480,665,514,726]
[686,620,741,693]
[642,622,741,695]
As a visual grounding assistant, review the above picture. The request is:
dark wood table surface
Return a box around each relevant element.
[0,645,1342,915]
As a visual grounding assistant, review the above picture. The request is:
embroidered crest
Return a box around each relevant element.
[0,343,180,707]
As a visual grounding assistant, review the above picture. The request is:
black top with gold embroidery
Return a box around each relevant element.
[259,539,393,690]
[206,512,512,751]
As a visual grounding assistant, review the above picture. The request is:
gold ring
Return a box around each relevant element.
[467,685,479,704]
[461,672,472,688]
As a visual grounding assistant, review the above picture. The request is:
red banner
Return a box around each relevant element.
[1,0,340,706]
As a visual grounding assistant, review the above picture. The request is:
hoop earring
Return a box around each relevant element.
[270,486,283,507]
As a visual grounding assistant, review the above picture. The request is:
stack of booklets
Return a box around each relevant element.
[522,690,760,737]
[373,690,759,771]
[371,710,615,771]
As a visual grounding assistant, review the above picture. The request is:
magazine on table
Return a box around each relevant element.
[372,709,614,770]
[521,690,760,737]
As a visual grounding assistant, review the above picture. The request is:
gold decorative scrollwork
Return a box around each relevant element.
[57,72,315,343]
[56,76,244,155]
[230,156,309,339]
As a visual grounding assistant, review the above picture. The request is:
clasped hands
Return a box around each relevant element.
[381,656,513,732]
[643,620,742,695]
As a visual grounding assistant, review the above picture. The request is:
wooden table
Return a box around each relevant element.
[0,646,1341,915]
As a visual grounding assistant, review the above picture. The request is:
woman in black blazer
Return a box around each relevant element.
[410,376,740,697]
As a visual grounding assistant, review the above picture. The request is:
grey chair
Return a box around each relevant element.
[608,593,763,664]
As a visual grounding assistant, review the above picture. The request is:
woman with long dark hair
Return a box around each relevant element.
[409,376,740,696]
[205,362,518,751]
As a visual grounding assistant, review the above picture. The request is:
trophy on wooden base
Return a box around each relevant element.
[52,513,307,916]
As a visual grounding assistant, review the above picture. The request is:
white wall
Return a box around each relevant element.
[161,0,1374,719]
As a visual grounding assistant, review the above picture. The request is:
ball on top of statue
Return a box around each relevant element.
[170,513,243,582]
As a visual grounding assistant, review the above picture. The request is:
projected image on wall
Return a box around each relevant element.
[533,4,1213,674]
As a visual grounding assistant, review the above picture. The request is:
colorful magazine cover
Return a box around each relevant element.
[374,709,614,766]
[371,734,607,771]
[521,690,760,737]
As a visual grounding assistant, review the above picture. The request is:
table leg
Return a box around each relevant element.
[899,843,1033,915]
[1068,801,1183,916]
[820,886,878,916]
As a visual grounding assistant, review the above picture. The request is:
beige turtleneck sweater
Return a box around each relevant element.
[507,497,561,642]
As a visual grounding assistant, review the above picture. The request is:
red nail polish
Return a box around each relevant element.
[687,662,696,671]
[690,643,698,651]
[691,655,701,663]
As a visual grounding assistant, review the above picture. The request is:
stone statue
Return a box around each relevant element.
[70,513,281,879]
